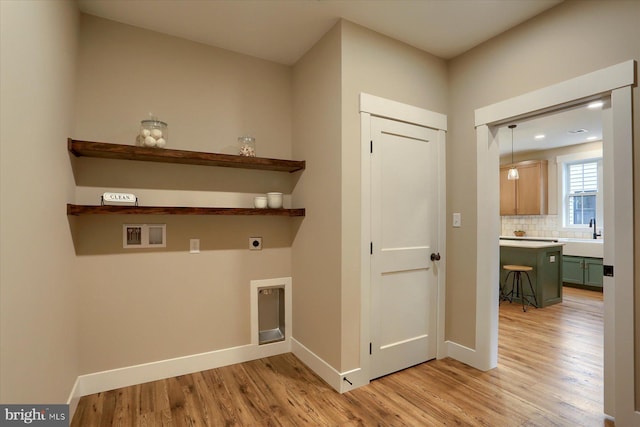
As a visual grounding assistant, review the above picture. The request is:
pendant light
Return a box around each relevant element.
[507,124,519,180]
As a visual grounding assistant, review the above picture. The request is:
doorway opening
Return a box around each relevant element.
[474,60,635,422]
[495,101,607,421]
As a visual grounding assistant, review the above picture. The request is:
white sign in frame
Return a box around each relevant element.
[103,192,137,205]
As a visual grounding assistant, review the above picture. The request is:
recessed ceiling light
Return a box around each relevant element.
[586,136,598,141]
[534,134,545,139]
[588,101,604,109]
[568,128,588,134]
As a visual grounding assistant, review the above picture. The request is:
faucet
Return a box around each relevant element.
[589,218,602,239]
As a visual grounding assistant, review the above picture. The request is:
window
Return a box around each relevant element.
[566,160,598,225]
[560,155,602,228]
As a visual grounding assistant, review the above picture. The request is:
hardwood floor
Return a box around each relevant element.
[72,287,611,426]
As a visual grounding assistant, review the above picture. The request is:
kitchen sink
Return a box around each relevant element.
[557,238,604,258]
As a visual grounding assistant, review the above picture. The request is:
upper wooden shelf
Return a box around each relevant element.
[67,204,305,217]
[68,139,305,173]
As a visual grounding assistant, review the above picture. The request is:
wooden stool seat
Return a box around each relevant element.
[500,265,538,311]
[503,265,533,272]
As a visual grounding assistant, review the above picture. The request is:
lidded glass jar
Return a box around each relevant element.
[138,119,168,148]
[238,136,256,157]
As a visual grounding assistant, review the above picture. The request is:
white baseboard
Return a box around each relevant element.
[72,334,371,417]
[77,340,291,397]
[446,340,480,368]
[66,376,81,421]
[290,337,366,393]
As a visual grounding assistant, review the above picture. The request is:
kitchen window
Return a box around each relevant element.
[557,150,603,230]
[566,160,599,225]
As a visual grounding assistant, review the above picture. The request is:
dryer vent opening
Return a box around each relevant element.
[258,287,285,345]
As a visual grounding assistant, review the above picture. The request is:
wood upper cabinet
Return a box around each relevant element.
[500,160,548,216]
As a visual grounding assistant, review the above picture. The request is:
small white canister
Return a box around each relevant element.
[254,196,267,209]
[266,192,283,209]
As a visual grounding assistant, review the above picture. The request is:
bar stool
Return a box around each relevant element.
[500,265,538,312]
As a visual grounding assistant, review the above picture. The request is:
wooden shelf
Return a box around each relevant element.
[67,204,305,217]
[68,139,305,173]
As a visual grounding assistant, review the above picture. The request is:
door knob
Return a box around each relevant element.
[430,252,441,261]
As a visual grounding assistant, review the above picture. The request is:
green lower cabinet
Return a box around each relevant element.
[562,256,585,285]
[562,256,603,289]
[584,258,604,287]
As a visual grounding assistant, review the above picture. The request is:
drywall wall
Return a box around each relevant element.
[339,21,448,370]
[73,14,295,373]
[291,20,448,374]
[448,0,639,407]
[74,15,291,158]
[291,23,343,370]
[0,0,80,402]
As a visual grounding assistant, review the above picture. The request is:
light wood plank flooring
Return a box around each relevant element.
[72,287,611,426]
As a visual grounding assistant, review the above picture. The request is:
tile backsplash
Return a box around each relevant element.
[501,215,598,239]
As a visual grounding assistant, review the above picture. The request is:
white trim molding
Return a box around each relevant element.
[556,149,604,232]
[446,341,478,366]
[76,340,291,398]
[360,92,448,386]
[360,92,447,131]
[474,124,500,371]
[435,128,448,360]
[66,377,82,422]
[475,60,635,127]
[608,86,639,426]
[359,111,373,390]
[474,60,636,423]
[291,338,362,393]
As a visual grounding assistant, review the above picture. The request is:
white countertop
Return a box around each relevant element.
[499,236,603,257]
[499,235,559,242]
[500,240,565,249]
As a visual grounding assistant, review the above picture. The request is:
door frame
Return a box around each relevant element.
[359,93,447,386]
[473,60,637,423]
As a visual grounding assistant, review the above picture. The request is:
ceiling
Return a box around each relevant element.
[498,101,604,157]
[80,0,594,153]
[77,0,563,65]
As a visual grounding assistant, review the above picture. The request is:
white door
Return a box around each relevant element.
[370,116,439,379]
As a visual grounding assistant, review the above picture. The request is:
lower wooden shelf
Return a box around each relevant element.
[67,204,305,217]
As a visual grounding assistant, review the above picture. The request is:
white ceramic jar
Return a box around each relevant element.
[266,192,283,209]
[254,196,267,209]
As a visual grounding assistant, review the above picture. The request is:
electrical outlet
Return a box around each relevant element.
[249,237,262,250]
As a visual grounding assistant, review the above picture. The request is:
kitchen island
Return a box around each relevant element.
[500,239,565,308]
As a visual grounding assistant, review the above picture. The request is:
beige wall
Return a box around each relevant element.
[291,20,448,372]
[340,21,447,370]
[291,24,343,369]
[74,15,295,373]
[448,0,639,403]
[0,1,80,402]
